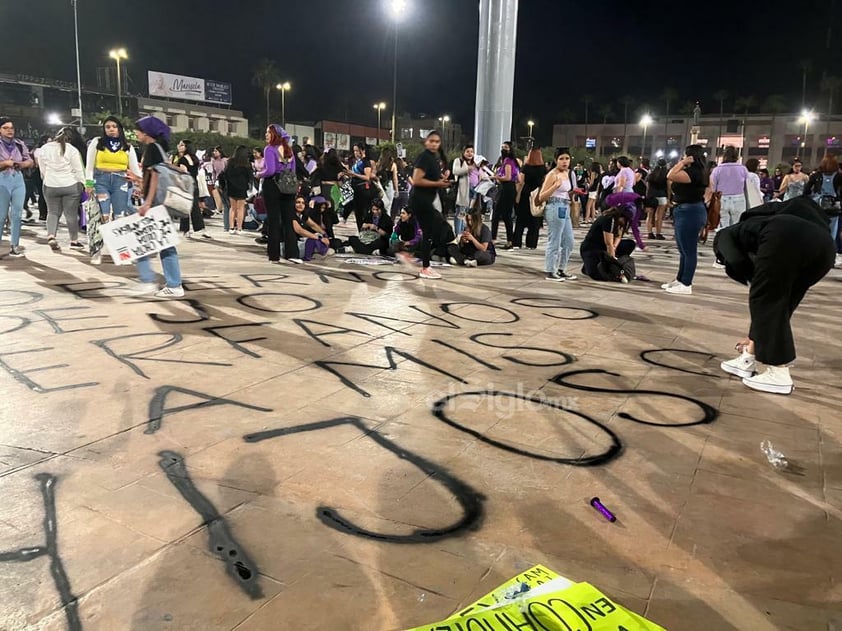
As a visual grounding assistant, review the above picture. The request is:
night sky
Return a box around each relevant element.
[4,1,840,143]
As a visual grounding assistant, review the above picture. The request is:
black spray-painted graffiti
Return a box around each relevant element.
[639,348,719,378]
[509,297,599,320]
[157,451,262,598]
[0,347,99,393]
[551,369,719,427]
[148,298,210,324]
[203,322,271,358]
[432,391,622,466]
[244,417,484,542]
[92,332,231,380]
[470,333,576,368]
[0,289,43,307]
[146,385,273,434]
[0,474,80,631]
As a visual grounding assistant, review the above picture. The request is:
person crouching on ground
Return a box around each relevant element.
[292,194,333,261]
[347,198,391,255]
[447,208,495,267]
[388,207,422,257]
[715,197,835,394]
[579,205,636,282]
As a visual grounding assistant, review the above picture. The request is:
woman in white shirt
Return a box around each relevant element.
[39,127,86,251]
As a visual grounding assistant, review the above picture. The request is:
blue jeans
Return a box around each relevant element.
[454,205,468,235]
[135,246,182,288]
[544,199,575,273]
[94,170,131,217]
[830,216,840,253]
[0,171,26,247]
[673,201,708,286]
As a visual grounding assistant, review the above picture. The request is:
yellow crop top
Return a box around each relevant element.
[95,148,130,171]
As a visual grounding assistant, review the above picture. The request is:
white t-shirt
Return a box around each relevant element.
[38,142,85,188]
[616,167,636,193]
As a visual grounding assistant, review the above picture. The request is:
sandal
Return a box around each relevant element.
[47,237,60,251]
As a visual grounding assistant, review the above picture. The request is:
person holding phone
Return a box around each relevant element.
[0,117,34,257]
[665,144,709,295]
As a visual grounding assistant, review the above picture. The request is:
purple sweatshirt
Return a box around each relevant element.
[711,162,748,196]
[257,145,294,178]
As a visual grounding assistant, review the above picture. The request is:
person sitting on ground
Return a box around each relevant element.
[716,197,835,395]
[388,207,423,256]
[447,208,495,267]
[292,194,333,261]
[579,205,636,282]
[347,198,391,255]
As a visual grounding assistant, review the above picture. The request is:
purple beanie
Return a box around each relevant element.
[136,116,171,142]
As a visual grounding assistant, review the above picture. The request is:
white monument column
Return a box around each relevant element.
[474,0,519,159]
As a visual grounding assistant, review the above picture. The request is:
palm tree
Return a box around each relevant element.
[581,95,593,149]
[252,59,280,128]
[556,108,576,146]
[800,59,812,108]
[661,88,678,155]
[713,90,729,155]
[598,104,615,125]
[735,95,757,118]
[620,95,634,154]
[821,75,842,134]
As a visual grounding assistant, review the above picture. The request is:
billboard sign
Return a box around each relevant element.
[148,71,232,105]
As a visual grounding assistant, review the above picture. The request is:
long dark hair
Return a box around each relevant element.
[321,148,343,171]
[495,141,513,169]
[54,126,86,162]
[96,116,129,151]
[228,145,250,169]
[377,147,395,174]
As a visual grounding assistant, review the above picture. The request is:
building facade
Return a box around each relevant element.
[396,115,463,151]
[137,97,248,137]
[552,113,842,167]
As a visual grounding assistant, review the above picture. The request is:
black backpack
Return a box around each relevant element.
[597,252,636,282]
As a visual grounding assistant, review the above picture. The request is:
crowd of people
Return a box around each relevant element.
[1,114,840,394]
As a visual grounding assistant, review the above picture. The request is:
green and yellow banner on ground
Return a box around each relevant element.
[407,565,665,631]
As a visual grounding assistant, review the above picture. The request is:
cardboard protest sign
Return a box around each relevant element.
[406,565,665,631]
[99,206,180,265]
[83,197,104,258]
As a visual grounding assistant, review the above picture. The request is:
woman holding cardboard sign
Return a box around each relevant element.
[131,116,184,298]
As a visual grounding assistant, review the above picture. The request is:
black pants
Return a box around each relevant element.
[348,235,388,256]
[345,185,370,232]
[409,192,442,268]
[513,196,539,248]
[491,182,516,242]
[581,240,635,279]
[179,186,205,233]
[264,178,298,261]
[748,218,835,365]
[37,175,48,220]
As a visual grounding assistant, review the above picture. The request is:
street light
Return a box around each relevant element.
[439,115,450,149]
[276,82,291,128]
[373,102,386,143]
[639,114,653,158]
[46,113,63,126]
[527,120,535,139]
[108,48,128,116]
[799,109,815,161]
[71,0,83,133]
[387,0,409,142]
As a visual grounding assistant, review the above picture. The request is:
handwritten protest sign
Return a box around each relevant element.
[406,565,666,631]
[99,206,180,265]
[83,197,104,258]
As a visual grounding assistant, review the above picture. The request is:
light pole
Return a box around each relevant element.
[640,114,653,159]
[276,82,291,128]
[71,0,84,133]
[438,115,450,149]
[527,120,534,140]
[374,102,386,143]
[388,0,408,143]
[799,109,815,161]
[109,48,128,116]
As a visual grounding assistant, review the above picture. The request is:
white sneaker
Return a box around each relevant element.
[236,229,243,235]
[835,254,842,269]
[742,365,793,395]
[91,253,102,265]
[661,279,680,290]
[287,258,304,264]
[721,351,756,379]
[324,248,335,256]
[130,282,159,296]
[465,259,478,268]
[419,266,442,279]
[712,261,725,269]
[155,286,185,298]
[228,229,236,235]
[665,282,692,295]
[448,256,459,265]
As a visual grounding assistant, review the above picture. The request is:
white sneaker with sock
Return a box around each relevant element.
[661,279,679,290]
[155,286,185,298]
[721,351,756,379]
[742,365,793,395]
[665,282,692,295]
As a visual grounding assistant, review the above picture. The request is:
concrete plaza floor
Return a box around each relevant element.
[0,216,841,630]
